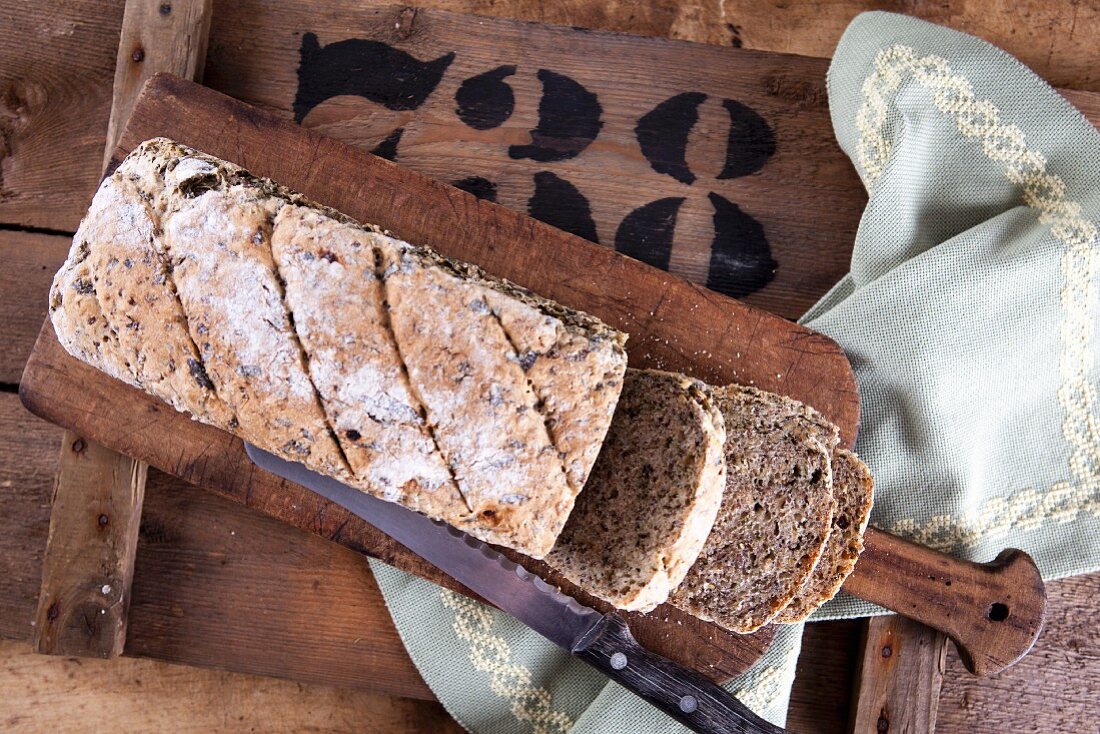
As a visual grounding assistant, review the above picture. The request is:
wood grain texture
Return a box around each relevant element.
[102,0,213,171]
[129,468,436,699]
[0,0,122,230]
[0,394,57,641]
[0,639,461,733]
[843,532,1045,677]
[0,231,68,384]
[0,393,435,699]
[849,614,947,734]
[204,2,864,319]
[33,433,148,657]
[937,573,1100,734]
[32,0,215,661]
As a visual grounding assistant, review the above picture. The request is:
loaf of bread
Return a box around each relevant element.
[547,369,726,612]
[669,385,840,633]
[50,138,628,558]
[773,449,873,623]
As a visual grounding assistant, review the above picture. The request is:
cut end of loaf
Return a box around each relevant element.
[547,368,726,611]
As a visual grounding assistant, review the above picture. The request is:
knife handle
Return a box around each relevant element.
[842,529,1047,675]
[574,613,786,734]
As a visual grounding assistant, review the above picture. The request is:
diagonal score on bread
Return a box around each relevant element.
[50,137,628,559]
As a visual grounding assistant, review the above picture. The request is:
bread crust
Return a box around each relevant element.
[50,137,628,558]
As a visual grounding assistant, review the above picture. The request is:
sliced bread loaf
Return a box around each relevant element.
[547,369,726,612]
[774,449,874,623]
[669,384,839,634]
[50,137,628,559]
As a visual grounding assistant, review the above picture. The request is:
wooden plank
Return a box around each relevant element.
[0,393,434,699]
[102,0,213,171]
[0,395,57,640]
[0,0,122,230]
[0,231,68,385]
[849,615,948,734]
[937,572,1100,733]
[788,619,863,734]
[203,3,864,319]
[33,437,148,657]
[130,468,436,699]
[33,0,213,660]
[0,639,462,733]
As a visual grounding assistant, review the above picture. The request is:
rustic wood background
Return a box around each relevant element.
[2,1,1099,732]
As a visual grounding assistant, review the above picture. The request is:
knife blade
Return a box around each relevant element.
[245,444,785,734]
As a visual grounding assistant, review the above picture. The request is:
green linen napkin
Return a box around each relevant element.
[367,11,1100,730]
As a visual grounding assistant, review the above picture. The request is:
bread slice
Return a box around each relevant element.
[51,137,628,559]
[270,205,466,518]
[88,174,236,428]
[670,384,839,634]
[547,369,726,612]
[774,449,874,623]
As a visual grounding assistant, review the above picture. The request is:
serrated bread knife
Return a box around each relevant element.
[246,444,786,734]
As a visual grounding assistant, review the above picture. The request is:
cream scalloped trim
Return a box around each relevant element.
[440,589,573,734]
[730,636,800,716]
[856,45,1100,553]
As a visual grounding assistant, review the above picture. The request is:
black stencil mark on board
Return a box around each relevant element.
[294,33,454,122]
[370,128,404,161]
[707,193,776,298]
[452,176,498,202]
[510,70,603,162]
[528,172,598,242]
[455,65,516,130]
[635,93,706,185]
[718,99,776,179]
[614,197,685,272]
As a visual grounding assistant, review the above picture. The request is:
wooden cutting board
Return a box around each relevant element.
[20,73,862,680]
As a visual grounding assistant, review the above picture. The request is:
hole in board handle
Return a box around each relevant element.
[987,602,1009,622]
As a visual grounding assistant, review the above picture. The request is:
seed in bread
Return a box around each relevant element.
[547,369,726,612]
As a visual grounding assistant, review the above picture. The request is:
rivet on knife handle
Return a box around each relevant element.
[573,613,787,734]
[842,528,1047,675]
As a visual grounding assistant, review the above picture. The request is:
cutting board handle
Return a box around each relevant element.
[843,528,1046,676]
